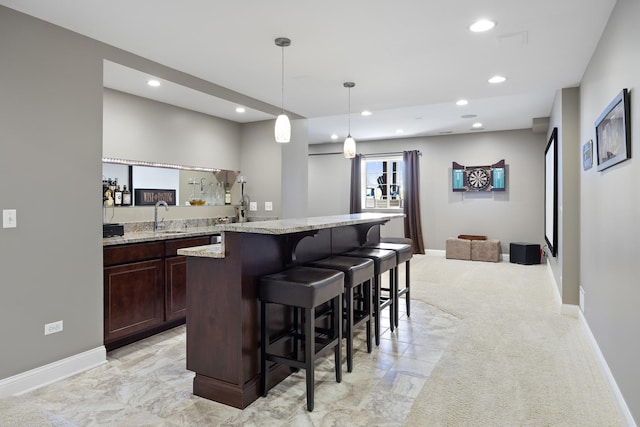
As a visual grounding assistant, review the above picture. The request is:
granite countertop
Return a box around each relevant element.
[103,226,221,246]
[177,243,224,259]
[214,212,404,235]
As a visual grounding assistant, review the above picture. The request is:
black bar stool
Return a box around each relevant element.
[306,256,374,372]
[342,248,396,346]
[259,266,344,412]
[371,241,412,327]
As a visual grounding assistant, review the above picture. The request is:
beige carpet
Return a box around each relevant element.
[403,254,623,427]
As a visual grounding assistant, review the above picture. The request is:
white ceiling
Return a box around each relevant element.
[1,0,617,144]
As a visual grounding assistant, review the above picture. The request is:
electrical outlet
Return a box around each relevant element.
[249,201,257,211]
[3,209,17,228]
[44,320,63,335]
[265,202,273,211]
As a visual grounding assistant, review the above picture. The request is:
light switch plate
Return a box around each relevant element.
[3,209,17,228]
[249,201,257,211]
[265,202,273,211]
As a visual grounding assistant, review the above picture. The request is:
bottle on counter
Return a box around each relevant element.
[122,185,131,206]
[104,178,114,206]
[215,183,224,205]
[104,187,113,206]
[224,184,231,205]
[114,184,123,206]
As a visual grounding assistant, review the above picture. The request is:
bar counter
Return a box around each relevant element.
[179,213,402,409]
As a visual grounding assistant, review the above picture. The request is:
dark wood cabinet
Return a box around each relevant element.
[103,235,212,351]
[104,259,164,343]
[165,256,187,322]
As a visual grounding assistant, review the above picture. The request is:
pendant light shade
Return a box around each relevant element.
[274,37,291,143]
[343,135,356,159]
[343,82,356,158]
[275,113,291,142]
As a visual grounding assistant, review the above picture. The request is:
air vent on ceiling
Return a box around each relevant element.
[496,31,529,48]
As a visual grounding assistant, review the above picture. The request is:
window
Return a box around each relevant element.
[361,156,404,210]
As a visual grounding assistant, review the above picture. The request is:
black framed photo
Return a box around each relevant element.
[134,188,176,206]
[595,88,631,171]
[583,139,593,170]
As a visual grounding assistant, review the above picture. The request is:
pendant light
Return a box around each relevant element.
[343,82,356,158]
[274,37,291,143]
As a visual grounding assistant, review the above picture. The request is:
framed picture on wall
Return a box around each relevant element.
[595,88,631,171]
[545,128,558,257]
[583,139,593,170]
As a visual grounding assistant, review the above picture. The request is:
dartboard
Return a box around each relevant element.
[466,168,491,190]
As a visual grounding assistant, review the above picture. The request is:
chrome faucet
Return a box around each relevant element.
[154,200,169,231]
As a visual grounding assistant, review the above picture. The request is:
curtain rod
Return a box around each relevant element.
[308,152,344,156]
[363,151,421,158]
[308,150,421,157]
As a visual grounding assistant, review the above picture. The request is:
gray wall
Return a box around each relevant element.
[104,89,241,170]
[0,7,104,378]
[547,88,581,305]
[103,89,242,223]
[309,130,546,252]
[240,120,283,218]
[281,119,309,219]
[580,0,640,419]
[239,119,309,220]
[0,5,280,383]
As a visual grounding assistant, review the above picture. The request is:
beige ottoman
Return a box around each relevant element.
[445,238,471,260]
[471,239,501,262]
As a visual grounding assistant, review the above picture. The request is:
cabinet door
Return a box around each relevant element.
[104,259,164,344]
[165,256,187,322]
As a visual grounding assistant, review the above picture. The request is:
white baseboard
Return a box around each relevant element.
[579,312,637,427]
[545,262,563,309]
[0,346,107,398]
[561,304,579,317]
[426,249,445,256]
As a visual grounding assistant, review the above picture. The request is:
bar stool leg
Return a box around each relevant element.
[334,294,342,383]
[293,307,300,366]
[373,274,381,346]
[389,268,395,332]
[393,266,400,327]
[345,287,354,373]
[405,260,411,318]
[365,279,372,353]
[305,306,315,412]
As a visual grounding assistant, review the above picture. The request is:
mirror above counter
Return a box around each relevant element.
[102,158,241,207]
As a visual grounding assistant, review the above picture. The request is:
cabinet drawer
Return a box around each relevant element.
[104,241,164,266]
[165,236,211,257]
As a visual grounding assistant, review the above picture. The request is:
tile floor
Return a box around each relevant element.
[10,294,458,426]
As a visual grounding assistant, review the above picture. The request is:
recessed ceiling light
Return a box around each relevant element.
[472,122,483,128]
[470,19,496,32]
[396,129,404,134]
[147,79,160,87]
[456,99,469,106]
[330,134,339,140]
[488,75,506,84]
[361,110,372,116]
[235,107,246,113]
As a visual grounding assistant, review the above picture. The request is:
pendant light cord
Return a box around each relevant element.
[344,82,355,136]
[281,44,285,114]
[348,86,351,136]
